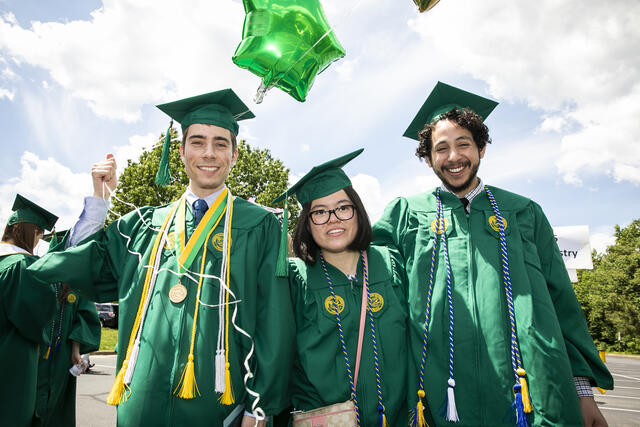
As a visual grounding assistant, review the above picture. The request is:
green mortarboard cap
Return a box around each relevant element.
[154,89,255,186]
[271,148,364,277]
[7,194,58,231]
[272,148,364,206]
[403,81,498,141]
[156,88,254,136]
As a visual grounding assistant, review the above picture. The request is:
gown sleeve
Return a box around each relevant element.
[372,198,409,258]
[2,257,56,343]
[68,295,102,354]
[532,203,613,389]
[26,220,130,303]
[244,215,296,415]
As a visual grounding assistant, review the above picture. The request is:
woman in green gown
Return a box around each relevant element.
[0,195,59,427]
[274,149,410,427]
[33,249,101,427]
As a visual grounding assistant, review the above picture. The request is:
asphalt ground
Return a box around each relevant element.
[76,354,640,426]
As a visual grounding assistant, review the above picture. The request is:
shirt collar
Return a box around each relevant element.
[440,178,484,212]
[0,241,31,256]
[184,185,226,209]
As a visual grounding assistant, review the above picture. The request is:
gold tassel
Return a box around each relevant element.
[43,347,50,360]
[516,368,532,413]
[416,390,427,427]
[219,362,235,405]
[107,361,128,406]
[175,354,199,399]
[382,413,388,427]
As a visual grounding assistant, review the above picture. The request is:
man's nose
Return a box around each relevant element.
[448,148,462,161]
[203,142,217,157]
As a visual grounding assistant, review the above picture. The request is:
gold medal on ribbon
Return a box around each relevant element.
[169,283,187,303]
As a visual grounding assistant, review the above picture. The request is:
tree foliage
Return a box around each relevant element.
[109,129,299,228]
[573,219,640,353]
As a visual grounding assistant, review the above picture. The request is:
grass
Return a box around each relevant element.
[99,327,118,352]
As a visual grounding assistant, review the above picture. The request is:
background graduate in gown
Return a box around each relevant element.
[0,194,59,427]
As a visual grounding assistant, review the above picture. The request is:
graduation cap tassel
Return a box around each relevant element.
[275,198,289,277]
[155,120,173,186]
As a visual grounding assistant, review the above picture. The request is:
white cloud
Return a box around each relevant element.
[300,144,310,153]
[0,151,92,230]
[351,173,384,221]
[2,66,15,79]
[590,228,616,255]
[0,86,14,100]
[112,132,157,175]
[539,115,569,133]
[0,0,247,122]
[406,0,640,186]
[41,80,49,89]
[334,59,358,82]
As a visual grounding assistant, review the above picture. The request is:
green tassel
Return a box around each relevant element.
[275,199,289,277]
[155,120,173,186]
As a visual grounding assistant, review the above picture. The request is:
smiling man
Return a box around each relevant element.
[27,89,294,427]
[373,82,613,427]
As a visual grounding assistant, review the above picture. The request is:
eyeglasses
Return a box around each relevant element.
[309,205,356,225]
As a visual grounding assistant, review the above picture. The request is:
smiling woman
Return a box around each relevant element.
[273,149,411,426]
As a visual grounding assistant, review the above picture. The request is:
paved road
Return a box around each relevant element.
[77,354,639,426]
[595,355,640,427]
[76,354,116,427]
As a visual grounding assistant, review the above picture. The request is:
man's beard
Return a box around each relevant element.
[434,160,480,195]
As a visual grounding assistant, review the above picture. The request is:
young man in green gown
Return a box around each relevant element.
[373,82,613,427]
[28,89,295,427]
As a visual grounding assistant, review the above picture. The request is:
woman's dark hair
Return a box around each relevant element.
[2,222,42,255]
[416,107,492,162]
[292,185,371,265]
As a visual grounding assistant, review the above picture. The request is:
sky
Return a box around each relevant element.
[1,0,639,254]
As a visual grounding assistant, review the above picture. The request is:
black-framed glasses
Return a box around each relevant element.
[309,205,356,225]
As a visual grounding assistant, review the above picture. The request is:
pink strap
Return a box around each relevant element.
[353,251,368,389]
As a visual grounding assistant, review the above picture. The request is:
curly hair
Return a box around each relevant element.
[415,107,491,162]
[292,186,371,265]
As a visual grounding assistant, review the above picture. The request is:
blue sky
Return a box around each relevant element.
[1,0,639,253]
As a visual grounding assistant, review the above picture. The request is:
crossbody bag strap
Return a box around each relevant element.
[353,251,368,389]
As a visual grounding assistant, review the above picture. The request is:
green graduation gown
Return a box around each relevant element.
[288,245,409,427]
[373,186,613,427]
[33,289,101,427]
[27,197,295,427]
[0,253,56,427]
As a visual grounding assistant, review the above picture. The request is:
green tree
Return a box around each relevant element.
[574,219,640,353]
[109,129,299,228]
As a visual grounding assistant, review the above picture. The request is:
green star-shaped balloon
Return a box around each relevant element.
[232,0,346,103]
[414,0,441,13]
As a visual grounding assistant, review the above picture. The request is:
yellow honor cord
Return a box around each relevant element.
[219,197,235,405]
[516,368,533,413]
[175,204,228,399]
[107,201,180,406]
